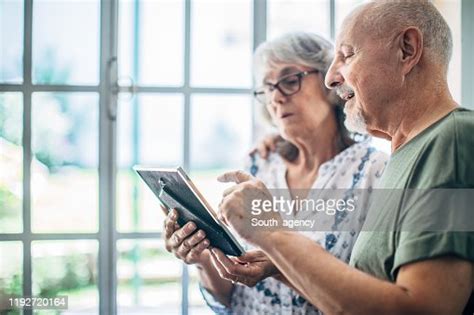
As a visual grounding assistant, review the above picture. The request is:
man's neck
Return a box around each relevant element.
[390,90,458,152]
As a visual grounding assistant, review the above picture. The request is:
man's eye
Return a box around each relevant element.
[343,52,354,60]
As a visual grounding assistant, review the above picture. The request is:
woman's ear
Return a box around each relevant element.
[398,27,423,75]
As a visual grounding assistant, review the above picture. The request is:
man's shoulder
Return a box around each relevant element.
[451,107,474,121]
[401,108,472,152]
[450,107,474,139]
[397,108,474,188]
[431,107,473,135]
[424,108,474,153]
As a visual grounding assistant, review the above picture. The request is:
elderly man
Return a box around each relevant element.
[213,1,474,314]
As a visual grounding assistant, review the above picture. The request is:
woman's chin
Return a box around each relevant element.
[278,126,298,142]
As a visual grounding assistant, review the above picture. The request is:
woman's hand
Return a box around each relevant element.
[209,249,279,287]
[163,208,210,265]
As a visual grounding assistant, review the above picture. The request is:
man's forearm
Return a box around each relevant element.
[258,231,424,315]
[197,251,234,307]
[272,273,305,297]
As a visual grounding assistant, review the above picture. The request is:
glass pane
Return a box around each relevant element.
[0,242,23,312]
[335,0,364,36]
[0,0,23,83]
[117,240,181,315]
[32,240,99,314]
[433,0,461,103]
[190,94,252,209]
[117,94,183,233]
[119,0,184,86]
[191,0,252,88]
[267,0,330,40]
[32,0,100,85]
[0,93,23,233]
[189,267,212,315]
[31,93,99,233]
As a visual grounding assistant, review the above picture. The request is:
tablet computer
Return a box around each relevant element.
[133,166,245,256]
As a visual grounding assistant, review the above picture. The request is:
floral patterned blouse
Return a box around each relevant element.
[200,139,389,315]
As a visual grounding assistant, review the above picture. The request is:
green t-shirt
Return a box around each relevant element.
[350,108,474,312]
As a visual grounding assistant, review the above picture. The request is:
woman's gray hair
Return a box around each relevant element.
[253,32,354,162]
[253,32,335,86]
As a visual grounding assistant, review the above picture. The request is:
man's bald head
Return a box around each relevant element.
[345,0,452,69]
[326,0,457,144]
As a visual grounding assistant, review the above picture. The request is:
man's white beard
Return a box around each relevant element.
[344,105,368,134]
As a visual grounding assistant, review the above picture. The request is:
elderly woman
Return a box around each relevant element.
[163,32,388,314]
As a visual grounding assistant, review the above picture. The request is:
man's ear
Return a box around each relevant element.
[398,27,423,75]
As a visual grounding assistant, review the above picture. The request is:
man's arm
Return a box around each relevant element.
[216,170,474,314]
[260,230,473,315]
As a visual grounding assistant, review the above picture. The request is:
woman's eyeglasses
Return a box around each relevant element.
[253,70,319,105]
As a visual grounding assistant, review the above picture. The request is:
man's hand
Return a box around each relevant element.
[163,209,210,265]
[217,170,283,245]
[209,248,279,287]
[249,133,280,160]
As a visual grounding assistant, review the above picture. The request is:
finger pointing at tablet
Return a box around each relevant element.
[217,171,283,245]
[217,170,253,184]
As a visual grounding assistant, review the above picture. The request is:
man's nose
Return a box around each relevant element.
[325,59,344,89]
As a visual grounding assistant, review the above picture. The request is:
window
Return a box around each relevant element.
[115,0,254,311]
[0,1,23,83]
[0,0,469,314]
[32,240,99,311]
[31,93,99,234]
[118,0,185,87]
[1,0,103,313]
[268,0,331,39]
[191,0,253,88]
[0,93,23,233]
[32,0,100,85]
[433,0,462,103]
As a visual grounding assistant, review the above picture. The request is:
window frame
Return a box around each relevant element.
[0,0,471,315]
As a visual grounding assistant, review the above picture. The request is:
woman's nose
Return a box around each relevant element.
[270,87,287,104]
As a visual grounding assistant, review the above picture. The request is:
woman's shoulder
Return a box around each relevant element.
[322,139,389,185]
[344,138,390,164]
[342,139,390,184]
